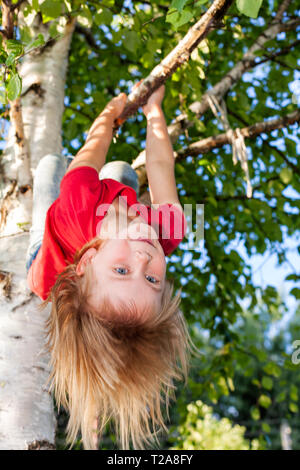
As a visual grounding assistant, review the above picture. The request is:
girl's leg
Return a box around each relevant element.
[25,154,70,272]
[99,161,139,196]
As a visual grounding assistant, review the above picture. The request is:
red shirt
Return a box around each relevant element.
[27,166,187,300]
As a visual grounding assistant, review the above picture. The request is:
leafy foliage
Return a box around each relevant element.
[169,400,258,450]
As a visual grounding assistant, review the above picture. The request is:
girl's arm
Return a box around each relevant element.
[143,86,181,207]
[65,93,127,175]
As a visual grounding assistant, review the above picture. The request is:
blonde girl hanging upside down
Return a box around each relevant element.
[26,84,194,450]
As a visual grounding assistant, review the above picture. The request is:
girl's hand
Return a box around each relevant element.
[132,81,165,118]
[142,85,165,117]
[103,93,127,120]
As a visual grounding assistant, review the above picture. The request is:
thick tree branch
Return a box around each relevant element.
[227,106,300,177]
[116,0,233,125]
[174,109,300,159]
[135,109,299,192]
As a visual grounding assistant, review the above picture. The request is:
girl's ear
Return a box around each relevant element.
[76,247,97,276]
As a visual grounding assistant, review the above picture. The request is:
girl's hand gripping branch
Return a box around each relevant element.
[66,93,127,174]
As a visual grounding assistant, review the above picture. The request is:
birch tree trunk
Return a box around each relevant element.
[0,10,75,449]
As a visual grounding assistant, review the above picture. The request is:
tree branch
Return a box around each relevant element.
[253,39,300,68]
[167,17,300,143]
[274,0,292,22]
[174,109,300,159]
[262,138,300,177]
[115,0,233,125]
[226,107,300,177]
[135,108,299,190]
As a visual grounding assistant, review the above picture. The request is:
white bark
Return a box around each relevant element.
[2,15,75,236]
[0,12,76,449]
[0,234,55,450]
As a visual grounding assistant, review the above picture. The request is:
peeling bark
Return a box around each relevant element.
[27,439,56,450]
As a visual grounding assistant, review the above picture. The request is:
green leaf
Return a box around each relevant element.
[279,168,293,184]
[0,87,7,105]
[94,7,113,26]
[122,31,140,55]
[250,406,260,420]
[263,362,281,378]
[166,8,193,29]
[6,53,17,67]
[290,384,298,402]
[276,391,286,403]
[262,422,271,433]
[25,34,45,52]
[290,288,300,300]
[198,158,210,166]
[32,0,40,11]
[262,376,273,391]
[285,274,300,281]
[236,0,263,18]
[6,72,22,101]
[289,402,298,413]
[195,0,208,5]
[207,196,218,208]
[19,25,33,45]
[6,39,24,56]
[40,0,62,22]
[166,8,180,26]
[170,0,188,12]
[258,394,272,409]
[174,10,193,29]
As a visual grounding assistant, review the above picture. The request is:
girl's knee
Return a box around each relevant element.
[38,153,66,167]
[35,154,68,179]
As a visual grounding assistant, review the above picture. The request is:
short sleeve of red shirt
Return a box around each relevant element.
[27,166,187,301]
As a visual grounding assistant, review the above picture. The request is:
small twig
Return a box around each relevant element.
[66,105,93,121]
[141,14,165,28]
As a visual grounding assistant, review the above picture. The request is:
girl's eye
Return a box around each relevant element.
[145,275,159,284]
[114,268,159,285]
[114,267,128,275]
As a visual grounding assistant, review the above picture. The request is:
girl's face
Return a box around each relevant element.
[89,229,166,315]
[78,200,167,316]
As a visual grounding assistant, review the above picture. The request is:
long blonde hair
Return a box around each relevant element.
[40,236,193,450]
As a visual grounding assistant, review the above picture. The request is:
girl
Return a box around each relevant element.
[26,85,193,450]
